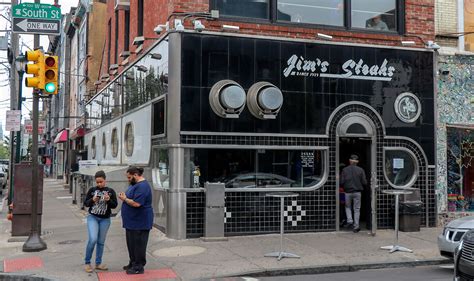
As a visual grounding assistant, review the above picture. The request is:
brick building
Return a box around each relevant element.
[78,0,438,239]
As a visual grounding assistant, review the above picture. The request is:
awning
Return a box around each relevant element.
[70,127,86,140]
[53,129,68,143]
[73,165,128,177]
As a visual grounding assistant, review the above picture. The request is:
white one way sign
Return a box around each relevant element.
[13,18,60,35]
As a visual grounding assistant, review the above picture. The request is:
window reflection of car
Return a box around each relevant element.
[224,173,295,188]
[291,176,322,187]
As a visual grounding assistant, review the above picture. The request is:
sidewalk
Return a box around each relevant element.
[0,179,449,281]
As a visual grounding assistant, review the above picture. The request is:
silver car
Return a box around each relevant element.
[438,216,474,259]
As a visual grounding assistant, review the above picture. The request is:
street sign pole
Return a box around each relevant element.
[23,0,46,251]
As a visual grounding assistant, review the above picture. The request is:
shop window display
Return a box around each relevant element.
[187,148,326,189]
[447,126,474,212]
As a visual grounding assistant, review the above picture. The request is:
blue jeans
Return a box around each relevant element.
[85,215,111,265]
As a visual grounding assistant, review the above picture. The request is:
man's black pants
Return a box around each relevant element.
[125,229,150,270]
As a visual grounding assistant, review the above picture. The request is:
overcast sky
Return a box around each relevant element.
[0,0,75,138]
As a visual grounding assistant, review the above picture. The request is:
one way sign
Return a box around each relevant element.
[13,18,60,35]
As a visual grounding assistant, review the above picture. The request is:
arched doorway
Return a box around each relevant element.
[336,112,377,235]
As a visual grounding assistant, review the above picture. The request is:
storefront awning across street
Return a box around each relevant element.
[53,129,68,143]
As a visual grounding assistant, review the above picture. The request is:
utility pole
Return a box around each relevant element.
[23,0,47,252]
[8,0,19,211]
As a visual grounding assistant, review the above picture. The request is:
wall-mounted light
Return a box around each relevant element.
[132,36,145,46]
[222,24,240,32]
[150,53,162,60]
[317,33,333,40]
[401,40,416,46]
[154,22,169,35]
[135,64,148,72]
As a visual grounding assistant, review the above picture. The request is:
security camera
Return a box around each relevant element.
[440,69,450,75]
[154,23,168,35]
[154,24,165,34]
[193,20,205,32]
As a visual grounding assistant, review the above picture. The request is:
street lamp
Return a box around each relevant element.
[15,55,26,163]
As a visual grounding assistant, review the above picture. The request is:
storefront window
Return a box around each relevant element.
[86,38,169,123]
[212,0,401,32]
[124,122,134,156]
[186,148,327,189]
[111,128,119,157]
[351,0,397,31]
[446,126,474,212]
[152,148,169,189]
[277,0,344,26]
[213,0,269,19]
[384,149,417,188]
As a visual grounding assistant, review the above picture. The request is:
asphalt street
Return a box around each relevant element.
[257,265,453,281]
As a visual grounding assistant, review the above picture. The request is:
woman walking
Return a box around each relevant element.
[118,166,153,275]
[83,170,118,273]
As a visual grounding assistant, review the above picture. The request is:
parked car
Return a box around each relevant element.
[224,173,295,189]
[438,216,474,259]
[454,229,474,281]
[0,169,6,188]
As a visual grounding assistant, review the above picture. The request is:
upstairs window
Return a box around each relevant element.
[212,0,402,33]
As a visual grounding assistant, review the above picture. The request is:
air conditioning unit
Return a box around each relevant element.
[115,0,130,10]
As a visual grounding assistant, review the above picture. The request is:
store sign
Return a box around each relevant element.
[301,152,314,168]
[24,120,46,135]
[283,55,396,81]
[394,92,421,123]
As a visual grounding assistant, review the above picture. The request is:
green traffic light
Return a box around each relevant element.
[45,82,56,93]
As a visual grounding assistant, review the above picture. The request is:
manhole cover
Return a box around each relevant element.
[58,239,82,245]
[152,246,206,257]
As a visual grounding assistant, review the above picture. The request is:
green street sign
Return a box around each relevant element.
[12,3,61,20]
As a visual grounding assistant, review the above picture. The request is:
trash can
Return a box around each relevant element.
[399,201,422,232]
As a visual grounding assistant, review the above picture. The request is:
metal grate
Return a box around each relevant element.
[461,240,474,263]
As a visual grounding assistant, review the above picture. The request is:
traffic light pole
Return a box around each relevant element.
[23,0,47,251]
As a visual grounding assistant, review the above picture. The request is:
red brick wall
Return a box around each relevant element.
[98,0,435,90]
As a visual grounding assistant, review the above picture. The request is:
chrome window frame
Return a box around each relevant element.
[182,144,329,192]
[383,147,419,189]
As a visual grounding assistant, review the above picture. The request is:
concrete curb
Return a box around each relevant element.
[220,258,452,278]
[0,273,55,281]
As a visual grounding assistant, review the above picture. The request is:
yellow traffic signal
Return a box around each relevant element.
[25,49,45,90]
[44,55,58,94]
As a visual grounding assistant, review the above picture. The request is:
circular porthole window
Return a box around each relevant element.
[209,80,246,118]
[247,82,283,120]
[111,128,118,158]
[124,122,134,157]
[384,149,418,188]
[91,136,96,159]
[102,133,107,158]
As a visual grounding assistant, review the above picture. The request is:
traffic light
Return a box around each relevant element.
[44,55,58,94]
[24,49,45,90]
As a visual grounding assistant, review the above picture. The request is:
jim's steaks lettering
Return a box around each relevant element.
[283,55,396,81]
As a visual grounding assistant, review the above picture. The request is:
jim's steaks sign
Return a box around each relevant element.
[283,54,396,81]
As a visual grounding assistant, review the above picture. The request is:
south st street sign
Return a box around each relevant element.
[12,3,61,35]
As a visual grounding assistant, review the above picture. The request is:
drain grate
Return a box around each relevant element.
[58,239,82,245]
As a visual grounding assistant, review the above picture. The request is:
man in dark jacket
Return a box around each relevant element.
[340,155,367,233]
